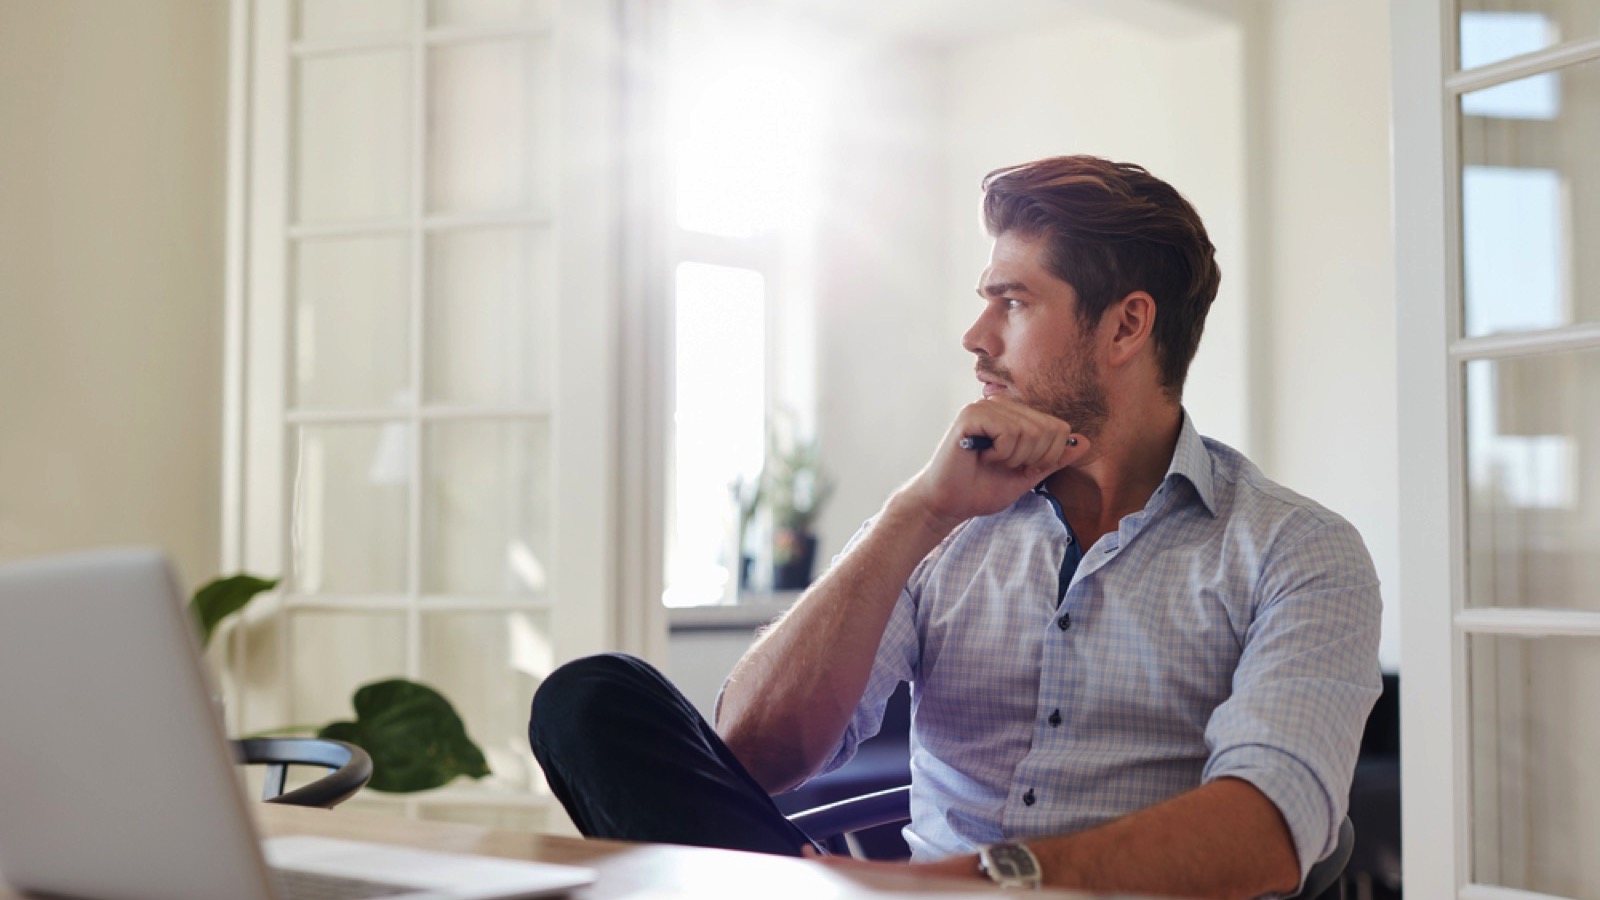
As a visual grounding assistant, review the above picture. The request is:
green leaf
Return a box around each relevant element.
[189,574,279,649]
[317,678,491,793]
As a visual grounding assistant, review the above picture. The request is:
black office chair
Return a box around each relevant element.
[788,785,910,858]
[790,787,1354,900]
[232,737,372,809]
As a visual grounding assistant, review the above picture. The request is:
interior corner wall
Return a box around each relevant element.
[0,1,228,589]
[1256,0,1401,669]
[812,41,955,566]
[942,17,1251,455]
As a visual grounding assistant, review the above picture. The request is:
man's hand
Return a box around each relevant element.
[902,397,1090,532]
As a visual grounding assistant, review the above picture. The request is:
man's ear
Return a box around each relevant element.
[1103,291,1157,368]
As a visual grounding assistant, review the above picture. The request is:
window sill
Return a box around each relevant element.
[666,592,802,633]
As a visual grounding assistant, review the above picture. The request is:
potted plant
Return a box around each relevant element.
[762,422,834,591]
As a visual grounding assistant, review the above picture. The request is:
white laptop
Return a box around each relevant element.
[0,548,596,900]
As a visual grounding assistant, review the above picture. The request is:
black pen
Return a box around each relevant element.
[960,434,1078,451]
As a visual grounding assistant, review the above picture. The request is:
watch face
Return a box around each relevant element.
[988,844,1037,878]
[982,842,1041,887]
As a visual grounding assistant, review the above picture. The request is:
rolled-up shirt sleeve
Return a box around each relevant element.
[794,518,928,780]
[815,584,920,777]
[1201,515,1383,893]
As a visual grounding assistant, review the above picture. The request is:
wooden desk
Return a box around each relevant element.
[252,804,1101,899]
[0,803,1114,898]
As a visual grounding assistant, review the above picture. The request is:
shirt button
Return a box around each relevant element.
[1057,613,1071,630]
[1022,789,1036,806]
[1048,709,1062,727]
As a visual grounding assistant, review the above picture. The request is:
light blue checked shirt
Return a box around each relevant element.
[817,413,1382,885]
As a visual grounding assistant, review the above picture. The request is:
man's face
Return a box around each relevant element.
[964,231,1109,436]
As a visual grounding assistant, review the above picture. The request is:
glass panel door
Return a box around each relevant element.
[232,0,623,831]
[1450,5,1600,895]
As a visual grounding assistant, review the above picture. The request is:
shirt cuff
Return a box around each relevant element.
[1204,743,1336,894]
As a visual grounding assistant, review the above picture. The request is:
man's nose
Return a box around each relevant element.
[962,312,996,357]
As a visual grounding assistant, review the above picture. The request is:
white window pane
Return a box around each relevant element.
[1470,634,1600,895]
[1461,167,1565,336]
[428,0,553,28]
[419,611,548,790]
[289,610,408,726]
[293,236,412,410]
[424,228,553,407]
[422,420,551,596]
[1464,351,1600,611]
[298,0,412,41]
[427,39,554,216]
[296,50,412,223]
[291,424,411,594]
[1459,56,1600,337]
[665,263,765,607]
[1457,6,1600,71]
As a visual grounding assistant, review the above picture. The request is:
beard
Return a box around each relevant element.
[976,339,1109,437]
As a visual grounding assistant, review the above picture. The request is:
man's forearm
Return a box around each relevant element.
[940,779,1301,899]
[715,490,953,793]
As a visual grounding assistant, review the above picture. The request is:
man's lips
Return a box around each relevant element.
[980,380,1008,397]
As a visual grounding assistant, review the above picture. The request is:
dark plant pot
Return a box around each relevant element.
[772,530,818,591]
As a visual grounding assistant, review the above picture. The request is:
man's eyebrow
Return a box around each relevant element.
[978,281,1033,298]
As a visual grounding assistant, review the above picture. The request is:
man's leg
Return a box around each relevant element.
[529,652,818,855]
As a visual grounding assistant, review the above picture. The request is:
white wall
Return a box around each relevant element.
[1255,0,1400,669]
[0,1,228,589]
[811,13,1253,566]
[811,42,956,565]
[943,16,1252,454]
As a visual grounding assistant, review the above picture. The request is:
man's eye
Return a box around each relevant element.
[1005,298,1024,310]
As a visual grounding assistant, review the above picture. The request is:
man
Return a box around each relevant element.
[530,156,1381,899]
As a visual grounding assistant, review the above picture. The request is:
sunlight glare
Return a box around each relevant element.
[673,52,821,238]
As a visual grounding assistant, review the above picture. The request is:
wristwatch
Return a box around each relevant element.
[978,842,1042,890]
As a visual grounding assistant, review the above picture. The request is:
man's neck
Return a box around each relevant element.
[1043,401,1184,548]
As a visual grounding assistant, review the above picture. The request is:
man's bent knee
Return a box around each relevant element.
[529,652,660,750]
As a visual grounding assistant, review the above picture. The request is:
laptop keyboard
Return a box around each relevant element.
[274,868,426,900]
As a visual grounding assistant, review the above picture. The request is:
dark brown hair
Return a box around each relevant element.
[981,155,1220,399]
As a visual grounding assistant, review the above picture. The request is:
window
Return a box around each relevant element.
[660,10,824,606]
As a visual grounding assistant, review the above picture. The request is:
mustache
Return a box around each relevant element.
[974,357,1010,383]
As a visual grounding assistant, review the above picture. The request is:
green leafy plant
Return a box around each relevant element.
[191,574,280,647]
[320,680,489,792]
[190,576,490,793]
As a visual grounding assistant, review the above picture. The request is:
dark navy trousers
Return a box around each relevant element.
[528,652,819,855]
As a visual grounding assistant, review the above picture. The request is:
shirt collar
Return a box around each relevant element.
[1164,409,1219,517]
[1032,410,1218,517]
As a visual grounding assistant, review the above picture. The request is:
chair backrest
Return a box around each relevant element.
[787,785,909,845]
[233,737,372,809]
